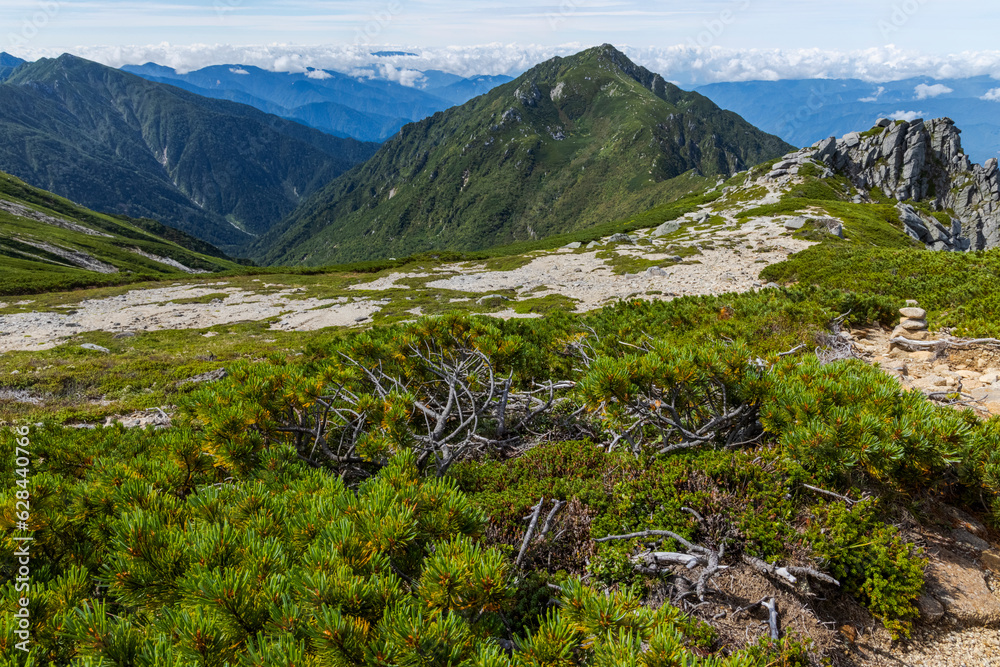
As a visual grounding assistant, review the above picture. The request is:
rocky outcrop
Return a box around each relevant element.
[514,82,542,107]
[768,117,1000,251]
[897,203,971,252]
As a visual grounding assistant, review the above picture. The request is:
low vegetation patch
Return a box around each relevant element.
[762,244,1000,337]
[10,285,993,666]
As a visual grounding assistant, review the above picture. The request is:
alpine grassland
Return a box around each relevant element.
[10,69,1000,663]
[8,277,1000,666]
[0,172,241,296]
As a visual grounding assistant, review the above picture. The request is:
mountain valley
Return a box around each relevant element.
[0,54,377,254]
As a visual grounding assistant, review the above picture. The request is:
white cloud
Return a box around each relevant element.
[228,67,249,75]
[982,88,1000,101]
[14,43,1000,87]
[349,63,426,87]
[914,83,953,99]
[859,86,885,103]
[889,110,927,122]
[304,69,332,80]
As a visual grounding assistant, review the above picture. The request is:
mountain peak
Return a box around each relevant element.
[514,43,671,105]
[0,53,25,68]
[255,45,791,266]
[589,43,642,71]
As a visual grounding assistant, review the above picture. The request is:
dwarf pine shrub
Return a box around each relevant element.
[5,290,997,661]
[1,427,812,666]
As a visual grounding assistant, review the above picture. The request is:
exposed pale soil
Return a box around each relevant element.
[0,183,811,352]
[0,283,387,352]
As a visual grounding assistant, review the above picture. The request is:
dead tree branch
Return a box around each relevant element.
[734,597,780,640]
[278,336,574,477]
[890,336,1000,355]
[516,499,545,568]
[539,500,566,540]
[742,554,840,588]
[598,530,727,600]
[764,597,780,640]
[515,498,568,569]
[801,484,857,506]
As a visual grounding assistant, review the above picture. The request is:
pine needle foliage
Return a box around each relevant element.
[4,288,997,662]
[1,428,805,666]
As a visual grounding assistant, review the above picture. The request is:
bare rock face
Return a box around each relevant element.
[916,594,945,623]
[923,546,1000,626]
[514,82,542,107]
[773,118,1000,251]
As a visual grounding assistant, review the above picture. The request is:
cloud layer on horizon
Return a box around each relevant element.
[10,43,1000,86]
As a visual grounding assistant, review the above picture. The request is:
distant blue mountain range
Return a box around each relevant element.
[12,49,1000,167]
[695,76,1000,164]
[0,53,25,81]
[121,63,512,143]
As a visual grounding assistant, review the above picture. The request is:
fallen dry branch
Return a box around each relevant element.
[889,335,1000,355]
[595,530,697,546]
[516,499,545,568]
[516,497,567,569]
[778,344,808,358]
[597,529,727,600]
[741,554,840,589]
[925,390,982,407]
[539,500,567,541]
[764,597,780,640]
[734,597,780,640]
[801,483,857,505]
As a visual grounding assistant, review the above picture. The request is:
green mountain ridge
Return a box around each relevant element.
[255,44,793,266]
[0,52,24,81]
[0,169,239,295]
[0,54,377,254]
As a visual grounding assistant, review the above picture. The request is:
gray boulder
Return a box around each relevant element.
[652,221,680,237]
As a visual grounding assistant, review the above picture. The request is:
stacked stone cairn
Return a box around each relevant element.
[888,301,934,361]
[893,300,929,341]
[892,300,930,340]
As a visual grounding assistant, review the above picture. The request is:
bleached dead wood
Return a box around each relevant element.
[597,529,727,600]
[741,554,840,588]
[516,498,545,568]
[735,597,781,640]
[801,483,857,505]
[889,336,1000,353]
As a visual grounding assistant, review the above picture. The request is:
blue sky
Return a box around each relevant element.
[3,0,1000,82]
[1,0,989,50]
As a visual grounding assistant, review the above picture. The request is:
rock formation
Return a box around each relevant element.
[893,301,930,341]
[767,117,1000,251]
